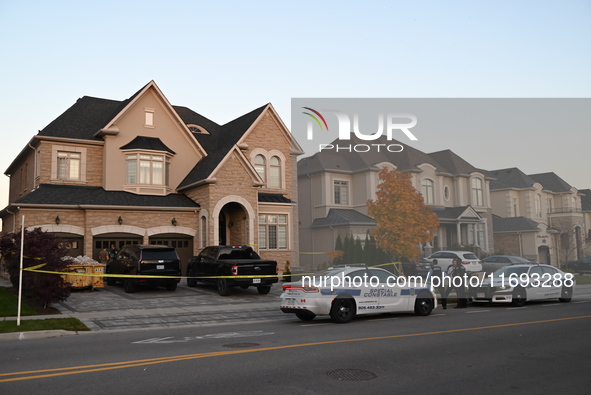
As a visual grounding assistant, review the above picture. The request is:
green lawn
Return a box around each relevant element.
[0,287,89,334]
[0,287,38,316]
[0,318,89,333]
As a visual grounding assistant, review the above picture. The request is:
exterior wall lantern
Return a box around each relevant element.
[118,216,123,225]
[55,216,60,225]
[171,218,177,226]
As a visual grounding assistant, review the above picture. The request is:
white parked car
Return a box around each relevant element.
[426,250,483,273]
[469,264,575,306]
[280,265,437,323]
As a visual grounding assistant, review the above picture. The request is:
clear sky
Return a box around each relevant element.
[0,0,589,209]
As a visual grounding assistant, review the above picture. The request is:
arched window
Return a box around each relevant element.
[254,154,266,182]
[535,194,542,217]
[471,178,483,206]
[269,156,281,188]
[421,179,434,204]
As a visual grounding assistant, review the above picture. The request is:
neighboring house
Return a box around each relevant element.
[1,81,303,274]
[486,167,586,266]
[297,135,494,269]
[577,188,591,256]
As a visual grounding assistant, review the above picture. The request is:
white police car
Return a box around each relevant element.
[280,265,437,323]
[469,264,575,306]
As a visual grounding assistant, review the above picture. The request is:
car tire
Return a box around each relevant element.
[511,287,526,307]
[166,282,177,291]
[414,294,434,316]
[186,268,197,287]
[330,297,355,323]
[257,286,271,295]
[123,279,136,293]
[559,286,573,303]
[295,311,316,321]
[217,278,231,296]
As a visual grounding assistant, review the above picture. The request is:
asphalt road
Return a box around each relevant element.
[2,286,590,394]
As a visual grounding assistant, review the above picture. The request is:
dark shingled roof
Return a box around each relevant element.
[177,104,268,189]
[258,193,292,204]
[120,136,176,154]
[427,149,479,175]
[485,167,536,190]
[37,96,129,141]
[492,215,540,233]
[298,135,481,177]
[529,172,573,193]
[311,208,376,228]
[14,184,200,208]
[431,206,481,220]
[580,189,591,211]
[35,81,151,141]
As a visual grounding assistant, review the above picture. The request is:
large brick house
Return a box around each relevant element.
[1,81,303,274]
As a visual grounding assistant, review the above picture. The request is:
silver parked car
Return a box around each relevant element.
[470,264,575,306]
[481,255,531,273]
[426,250,483,273]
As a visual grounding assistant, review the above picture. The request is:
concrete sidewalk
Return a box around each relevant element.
[0,276,288,336]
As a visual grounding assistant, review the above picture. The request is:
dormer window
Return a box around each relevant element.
[126,154,169,186]
[188,124,210,134]
[120,136,175,194]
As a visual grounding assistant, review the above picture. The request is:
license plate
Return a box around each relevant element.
[157,265,164,270]
[477,293,485,298]
[285,298,295,305]
[253,278,261,284]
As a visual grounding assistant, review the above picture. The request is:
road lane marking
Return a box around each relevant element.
[2,314,590,383]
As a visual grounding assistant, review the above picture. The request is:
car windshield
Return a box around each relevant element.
[494,266,529,277]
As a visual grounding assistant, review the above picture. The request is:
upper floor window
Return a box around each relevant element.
[251,150,285,189]
[126,154,169,186]
[572,196,578,210]
[421,179,435,204]
[334,180,349,205]
[471,178,483,206]
[144,108,154,127]
[513,198,519,217]
[269,156,281,189]
[254,155,266,182]
[535,194,542,217]
[547,197,553,213]
[57,151,81,181]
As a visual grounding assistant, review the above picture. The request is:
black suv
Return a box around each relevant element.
[106,244,181,293]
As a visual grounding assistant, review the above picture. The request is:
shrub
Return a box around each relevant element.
[0,228,72,308]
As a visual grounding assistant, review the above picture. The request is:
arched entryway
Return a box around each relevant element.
[218,202,248,246]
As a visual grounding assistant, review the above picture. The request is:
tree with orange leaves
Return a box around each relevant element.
[367,168,439,260]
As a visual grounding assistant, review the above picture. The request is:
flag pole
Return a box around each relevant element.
[17,215,24,326]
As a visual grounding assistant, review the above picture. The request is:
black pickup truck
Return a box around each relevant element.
[186,245,278,296]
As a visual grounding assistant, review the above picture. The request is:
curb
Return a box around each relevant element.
[0,329,79,341]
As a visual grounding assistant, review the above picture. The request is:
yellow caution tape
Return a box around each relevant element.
[20,261,404,279]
